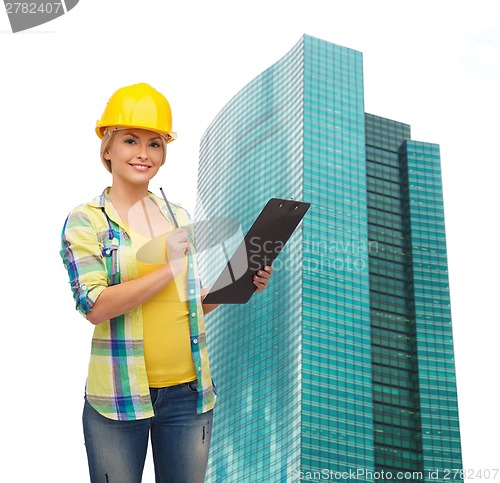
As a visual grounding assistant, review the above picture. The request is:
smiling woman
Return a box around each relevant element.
[58,83,264,483]
[60,83,217,483]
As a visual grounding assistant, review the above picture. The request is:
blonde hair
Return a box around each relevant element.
[100,128,168,173]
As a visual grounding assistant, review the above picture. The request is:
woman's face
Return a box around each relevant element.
[104,128,165,184]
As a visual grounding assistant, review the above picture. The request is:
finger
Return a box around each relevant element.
[256,269,271,281]
[253,280,264,292]
[173,231,188,241]
[253,275,268,289]
[175,243,190,255]
[253,281,267,293]
[171,234,190,246]
[170,228,187,238]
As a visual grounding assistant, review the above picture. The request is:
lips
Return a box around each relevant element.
[129,163,151,171]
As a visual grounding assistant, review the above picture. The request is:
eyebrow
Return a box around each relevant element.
[123,132,162,141]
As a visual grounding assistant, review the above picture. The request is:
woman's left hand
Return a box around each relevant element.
[253,266,274,293]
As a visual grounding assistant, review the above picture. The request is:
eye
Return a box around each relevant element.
[124,138,136,145]
[149,142,161,149]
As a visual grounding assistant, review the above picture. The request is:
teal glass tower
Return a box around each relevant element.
[196,35,462,482]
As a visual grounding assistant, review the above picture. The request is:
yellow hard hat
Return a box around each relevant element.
[95,83,177,142]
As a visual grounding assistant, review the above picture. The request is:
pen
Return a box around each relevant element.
[159,187,196,248]
[159,187,179,229]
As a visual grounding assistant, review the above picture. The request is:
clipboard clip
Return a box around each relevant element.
[278,198,300,210]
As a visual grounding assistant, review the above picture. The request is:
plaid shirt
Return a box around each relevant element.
[60,188,216,420]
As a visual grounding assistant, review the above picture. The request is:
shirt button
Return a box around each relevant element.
[81,284,87,291]
[193,338,198,344]
[197,367,201,372]
[191,312,196,317]
[105,248,111,255]
[190,289,195,294]
[189,263,193,268]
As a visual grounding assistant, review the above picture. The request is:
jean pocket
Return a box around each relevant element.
[187,380,198,394]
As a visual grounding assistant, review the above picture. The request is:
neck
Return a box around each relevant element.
[108,180,150,211]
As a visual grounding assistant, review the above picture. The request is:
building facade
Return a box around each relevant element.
[196,35,461,482]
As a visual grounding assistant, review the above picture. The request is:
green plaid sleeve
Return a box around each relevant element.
[60,208,108,317]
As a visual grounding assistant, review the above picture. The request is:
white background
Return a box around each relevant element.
[1,0,498,481]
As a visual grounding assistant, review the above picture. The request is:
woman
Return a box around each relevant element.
[60,83,273,482]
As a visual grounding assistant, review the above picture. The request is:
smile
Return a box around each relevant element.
[129,163,151,171]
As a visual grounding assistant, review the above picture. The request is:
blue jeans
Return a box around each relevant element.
[82,381,213,483]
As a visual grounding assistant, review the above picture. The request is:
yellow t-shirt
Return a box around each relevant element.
[126,225,196,388]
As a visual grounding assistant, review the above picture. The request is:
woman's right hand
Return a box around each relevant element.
[165,228,191,278]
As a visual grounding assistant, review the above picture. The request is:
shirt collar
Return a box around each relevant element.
[87,187,178,228]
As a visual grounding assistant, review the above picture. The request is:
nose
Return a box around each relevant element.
[136,142,149,160]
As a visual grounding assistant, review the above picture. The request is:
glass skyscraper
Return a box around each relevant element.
[196,35,462,482]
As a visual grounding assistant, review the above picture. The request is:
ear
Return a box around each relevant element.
[104,151,111,161]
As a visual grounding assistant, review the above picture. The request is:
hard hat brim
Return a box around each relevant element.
[96,124,177,143]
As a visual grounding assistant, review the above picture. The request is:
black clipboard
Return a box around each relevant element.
[202,198,310,304]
